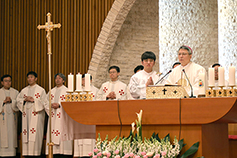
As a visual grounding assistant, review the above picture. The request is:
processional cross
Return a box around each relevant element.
[37,13,61,158]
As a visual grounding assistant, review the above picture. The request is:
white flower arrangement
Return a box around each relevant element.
[89,110,200,158]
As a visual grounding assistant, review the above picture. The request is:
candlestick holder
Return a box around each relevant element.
[205,86,216,97]
[65,91,73,102]
[75,90,82,101]
[226,86,236,97]
[216,86,226,97]
[81,91,93,101]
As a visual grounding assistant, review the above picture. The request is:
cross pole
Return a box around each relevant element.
[37,12,61,158]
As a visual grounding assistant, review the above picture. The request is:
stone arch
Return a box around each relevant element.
[88,0,136,88]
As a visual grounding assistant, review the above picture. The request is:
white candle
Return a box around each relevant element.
[76,73,82,91]
[229,66,236,86]
[218,67,225,86]
[84,74,91,91]
[208,68,215,87]
[68,73,74,92]
[198,73,205,95]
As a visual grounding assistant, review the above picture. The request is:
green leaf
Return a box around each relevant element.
[178,139,186,152]
[179,142,199,158]
[155,133,161,142]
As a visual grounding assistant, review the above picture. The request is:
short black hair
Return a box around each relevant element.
[27,71,38,78]
[1,74,12,81]
[172,62,181,68]
[134,65,144,73]
[108,66,120,73]
[212,63,221,68]
[82,74,92,80]
[141,51,156,61]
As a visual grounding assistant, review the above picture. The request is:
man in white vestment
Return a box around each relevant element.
[45,73,73,158]
[0,75,19,157]
[129,51,160,99]
[74,74,98,157]
[166,45,207,97]
[17,71,47,157]
[212,63,229,89]
[96,66,127,100]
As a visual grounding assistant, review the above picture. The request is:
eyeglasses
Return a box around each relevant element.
[109,71,117,74]
[3,80,11,82]
[178,53,189,56]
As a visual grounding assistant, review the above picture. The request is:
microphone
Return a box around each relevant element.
[155,70,172,85]
[182,69,196,98]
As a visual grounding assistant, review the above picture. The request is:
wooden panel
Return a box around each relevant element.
[0,0,115,92]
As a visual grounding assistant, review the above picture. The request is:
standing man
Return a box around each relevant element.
[96,66,127,100]
[129,51,160,99]
[0,75,19,157]
[45,73,73,157]
[166,45,206,97]
[17,71,47,157]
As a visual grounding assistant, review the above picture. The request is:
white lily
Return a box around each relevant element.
[136,110,143,125]
[131,122,135,133]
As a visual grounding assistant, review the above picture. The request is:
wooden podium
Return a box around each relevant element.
[62,97,237,158]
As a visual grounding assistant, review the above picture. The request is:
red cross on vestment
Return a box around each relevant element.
[30,128,36,134]
[91,92,95,98]
[23,112,26,117]
[23,94,27,99]
[54,130,60,136]
[60,95,65,101]
[35,93,40,98]
[51,111,54,117]
[57,112,61,118]
[23,129,27,135]
[51,94,54,100]
[103,87,108,93]
[119,89,124,95]
[32,111,38,116]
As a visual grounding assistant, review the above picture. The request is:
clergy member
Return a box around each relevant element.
[166,45,206,97]
[74,74,98,157]
[0,75,19,157]
[96,66,127,100]
[17,71,47,157]
[129,51,160,99]
[45,73,73,157]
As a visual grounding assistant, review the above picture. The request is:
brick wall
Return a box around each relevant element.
[89,0,223,88]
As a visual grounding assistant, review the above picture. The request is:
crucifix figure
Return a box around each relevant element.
[37,12,61,158]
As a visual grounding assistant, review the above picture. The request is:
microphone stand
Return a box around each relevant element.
[155,70,172,85]
[182,69,196,98]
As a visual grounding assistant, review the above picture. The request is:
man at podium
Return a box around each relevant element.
[166,45,206,97]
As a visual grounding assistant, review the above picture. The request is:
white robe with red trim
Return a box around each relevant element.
[45,85,73,155]
[96,80,127,100]
[17,84,47,156]
[0,87,19,156]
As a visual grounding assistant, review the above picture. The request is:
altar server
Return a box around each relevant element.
[96,66,127,100]
[0,75,19,157]
[45,73,73,157]
[129,51,160,99]
[17,71,47,156]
